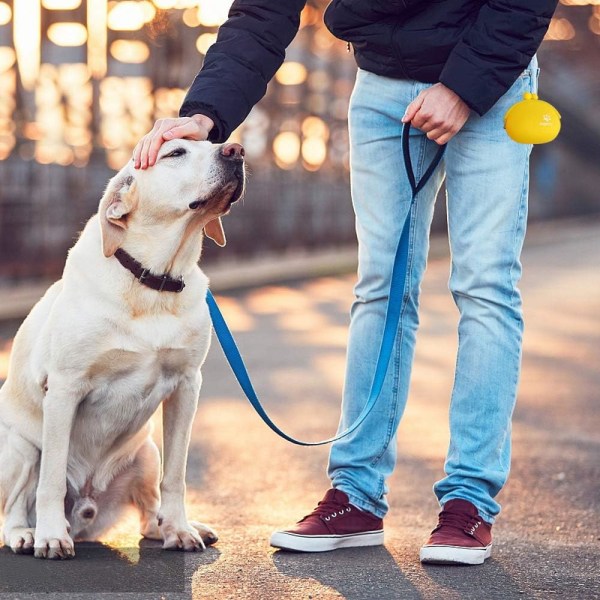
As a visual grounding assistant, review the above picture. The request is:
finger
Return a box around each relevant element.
[147,134,167,167]
[133,140,143,169]
[139,133,156,170]
[134,135,152,169]
[146,120,182,166]
[426,127,447,143]
[163,120,208,142]
[137,120,168,169]
[147,126,176,167]
[133,132,153,169]
[434,130,458,146]
[412,111,435,131]
[402,95,425,124]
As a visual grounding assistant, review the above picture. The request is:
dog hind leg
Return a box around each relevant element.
[130,438,162,540]
[74,437,162,541]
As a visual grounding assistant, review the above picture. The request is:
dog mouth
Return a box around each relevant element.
[189,168,245,211]
[228,171,245,205]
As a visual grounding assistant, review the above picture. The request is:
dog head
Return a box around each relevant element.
[99,140,245,258]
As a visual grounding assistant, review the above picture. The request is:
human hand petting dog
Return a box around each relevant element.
[402,83,471,145]
[133,114,214,169]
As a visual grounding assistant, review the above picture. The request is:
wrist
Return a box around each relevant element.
[439,82,469,109]
[191,113,214,132]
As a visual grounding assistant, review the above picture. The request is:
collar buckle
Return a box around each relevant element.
[138,268,150,284]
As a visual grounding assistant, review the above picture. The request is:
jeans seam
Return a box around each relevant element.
[508,158,529,314]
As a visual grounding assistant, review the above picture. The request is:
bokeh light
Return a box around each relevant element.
[0,47,15,73]
[110,40,150,63]
[276,62,308,86]
[43,0,82,8]
[196,32,217,55]
[197,0,232,27]
[47,23,88,47]
[183,7,200,27]
[108,1,154,31]
[545,17,576,39]
[273,131,301,169]
[302,137,327,170]
[0,2,11,25]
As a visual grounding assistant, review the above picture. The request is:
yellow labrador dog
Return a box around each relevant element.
[0,139,245,559]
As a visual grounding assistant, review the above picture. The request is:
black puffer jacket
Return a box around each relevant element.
[180,0,558,142]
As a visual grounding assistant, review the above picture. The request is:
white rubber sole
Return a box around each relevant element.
[270,529,384,552]
[420,543,492,565]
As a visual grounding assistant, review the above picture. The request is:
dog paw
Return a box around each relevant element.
[9,528,35,555]
[34,531,75,559]
[189,521,218,547]
[160,521,216,552]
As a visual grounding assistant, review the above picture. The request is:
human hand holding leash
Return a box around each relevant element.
[402,83,470,145]
[133,114,214,169]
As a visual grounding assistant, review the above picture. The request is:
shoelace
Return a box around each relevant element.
[436,511,482,536]
[299,499,353,523]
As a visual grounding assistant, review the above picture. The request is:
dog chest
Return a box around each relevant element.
[76,347,195,440]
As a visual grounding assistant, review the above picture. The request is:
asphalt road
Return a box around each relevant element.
[0,219,598,600]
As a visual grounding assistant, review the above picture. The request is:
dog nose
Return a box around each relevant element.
[221,143,245,160]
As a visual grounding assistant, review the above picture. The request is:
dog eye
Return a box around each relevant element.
[165,148,187,158]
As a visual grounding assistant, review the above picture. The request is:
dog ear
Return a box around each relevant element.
[99,175,137,257]
[204,217,226,247]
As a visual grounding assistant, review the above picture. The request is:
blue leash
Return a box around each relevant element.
[205,123,445,446]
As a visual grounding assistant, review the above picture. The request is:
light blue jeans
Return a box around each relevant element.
[328,58,539,524]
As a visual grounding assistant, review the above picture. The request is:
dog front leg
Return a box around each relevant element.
[159,374,216,551]
[34,380,82,560]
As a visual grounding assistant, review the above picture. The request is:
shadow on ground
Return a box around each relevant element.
[272,545,534,600]
[0,540,219,596]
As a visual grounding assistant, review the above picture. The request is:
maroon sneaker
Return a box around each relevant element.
[420,499,493,565]
[270,489,384,552]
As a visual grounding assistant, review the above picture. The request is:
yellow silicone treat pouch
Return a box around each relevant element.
[504,93,561,144]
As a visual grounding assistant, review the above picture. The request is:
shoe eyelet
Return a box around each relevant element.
[347,507,351,512]
[332,512,337,518]
[324,516,330,521]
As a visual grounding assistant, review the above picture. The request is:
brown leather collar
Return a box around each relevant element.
[114,248,185,293]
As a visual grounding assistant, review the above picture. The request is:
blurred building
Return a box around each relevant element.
[0,0,598,282]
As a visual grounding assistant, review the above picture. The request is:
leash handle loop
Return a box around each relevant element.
[207,123,445,446]
[401,122,446,196]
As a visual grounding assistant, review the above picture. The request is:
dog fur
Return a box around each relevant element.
[0,139,245,559]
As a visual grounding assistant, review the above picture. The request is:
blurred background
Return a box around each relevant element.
[0,0,599,283]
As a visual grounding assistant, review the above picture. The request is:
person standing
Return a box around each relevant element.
[134,0,558,565]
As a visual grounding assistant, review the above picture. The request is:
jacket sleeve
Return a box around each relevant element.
[179,0,307,142]
[439,0,559,116]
